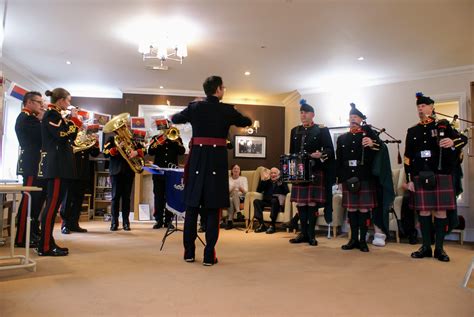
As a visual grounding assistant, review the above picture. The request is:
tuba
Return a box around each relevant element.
[103,113,144,173]
[73,130,98,153]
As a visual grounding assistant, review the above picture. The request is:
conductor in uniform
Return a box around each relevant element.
[147,123,186,229]
[172,75,251,266]
[404,92,467,262]
[14,91,47,248]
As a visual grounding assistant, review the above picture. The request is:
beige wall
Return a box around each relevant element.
[297,71,474,241]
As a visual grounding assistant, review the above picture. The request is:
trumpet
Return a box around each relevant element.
[150,126,182,149]
[61,105,78,119]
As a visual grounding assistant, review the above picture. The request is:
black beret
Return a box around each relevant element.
[416,92,434,105]
[349,103,366,120]
[299,99,314,113]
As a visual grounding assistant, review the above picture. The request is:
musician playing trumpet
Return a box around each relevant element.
[147,120,185,229]
[38,88,82,256]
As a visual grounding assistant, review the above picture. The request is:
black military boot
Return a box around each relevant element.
[291,206,308,243]
[307,206,318,246]
[342,211,359,250]
[434,217,449,262]
[411,245,433,258]
[110,217,119,231]
[411,215,432,259]
[289,233,309,244]
[122,212,131,231]
[358,211,370,252]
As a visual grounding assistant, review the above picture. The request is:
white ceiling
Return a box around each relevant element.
[2,0,473,103]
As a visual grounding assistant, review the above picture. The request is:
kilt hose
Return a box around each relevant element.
[410,174,456,211]
[290,170,325,204]
[342,180,377,209]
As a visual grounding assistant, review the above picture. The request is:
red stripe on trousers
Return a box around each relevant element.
[44,178,61,251]
[214,209,222,262]
[17,176,34,244]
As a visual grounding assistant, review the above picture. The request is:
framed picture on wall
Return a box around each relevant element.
[93,112,111,126]
[234,135,266,158]
[328,126,349,152]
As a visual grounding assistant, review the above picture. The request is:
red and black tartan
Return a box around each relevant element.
[409,174,455,211]
[342,180,377,209]
[290,170,325,204]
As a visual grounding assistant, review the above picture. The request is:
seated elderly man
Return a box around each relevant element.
[253,167,289,234]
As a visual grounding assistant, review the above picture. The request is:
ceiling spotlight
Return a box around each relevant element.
[357,56,364,61]
[66,60,72,65]
[159,86,164,89]
[244,71,251,76]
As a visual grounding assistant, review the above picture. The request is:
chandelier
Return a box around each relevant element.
[138,41,188,66]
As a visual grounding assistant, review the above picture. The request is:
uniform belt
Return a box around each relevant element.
[191,137,227,147]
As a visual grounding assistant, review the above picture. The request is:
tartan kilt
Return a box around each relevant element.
[409,174,455,211]
[290,170,325,204]
[342,180,377,209]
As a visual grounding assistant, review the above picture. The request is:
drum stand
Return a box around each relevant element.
[160,213,205,251]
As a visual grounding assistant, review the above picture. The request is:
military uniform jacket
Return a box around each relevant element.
[74,146,100,181]
[15,109,42,176]
[336,125,381,183]
[289,124,334,170]
[172,96,252,208]
[403,118,466,181]
[103,136,145,176]
[147,137,185,168]
[40,105,81,179]
[257,179,289,201]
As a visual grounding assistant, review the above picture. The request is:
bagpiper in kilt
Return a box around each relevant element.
[288,99,334,246]
[404,92,467,262]
[337,103,381,253]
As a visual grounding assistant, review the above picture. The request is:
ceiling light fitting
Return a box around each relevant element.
[138,41,188,67]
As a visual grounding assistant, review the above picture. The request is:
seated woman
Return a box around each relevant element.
[226,164,248,230]
[253,167,289,234]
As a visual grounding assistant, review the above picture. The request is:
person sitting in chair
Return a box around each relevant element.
[253,167,289,234]
[226,164,248,230]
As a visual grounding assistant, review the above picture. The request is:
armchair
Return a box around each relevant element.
[244,166,293,231]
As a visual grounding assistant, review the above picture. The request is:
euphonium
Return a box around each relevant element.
[73,130,98,153]
[103,113,144,173]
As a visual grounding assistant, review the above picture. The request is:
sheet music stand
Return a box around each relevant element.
[158,167,205,251]
[160,212,205,251]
